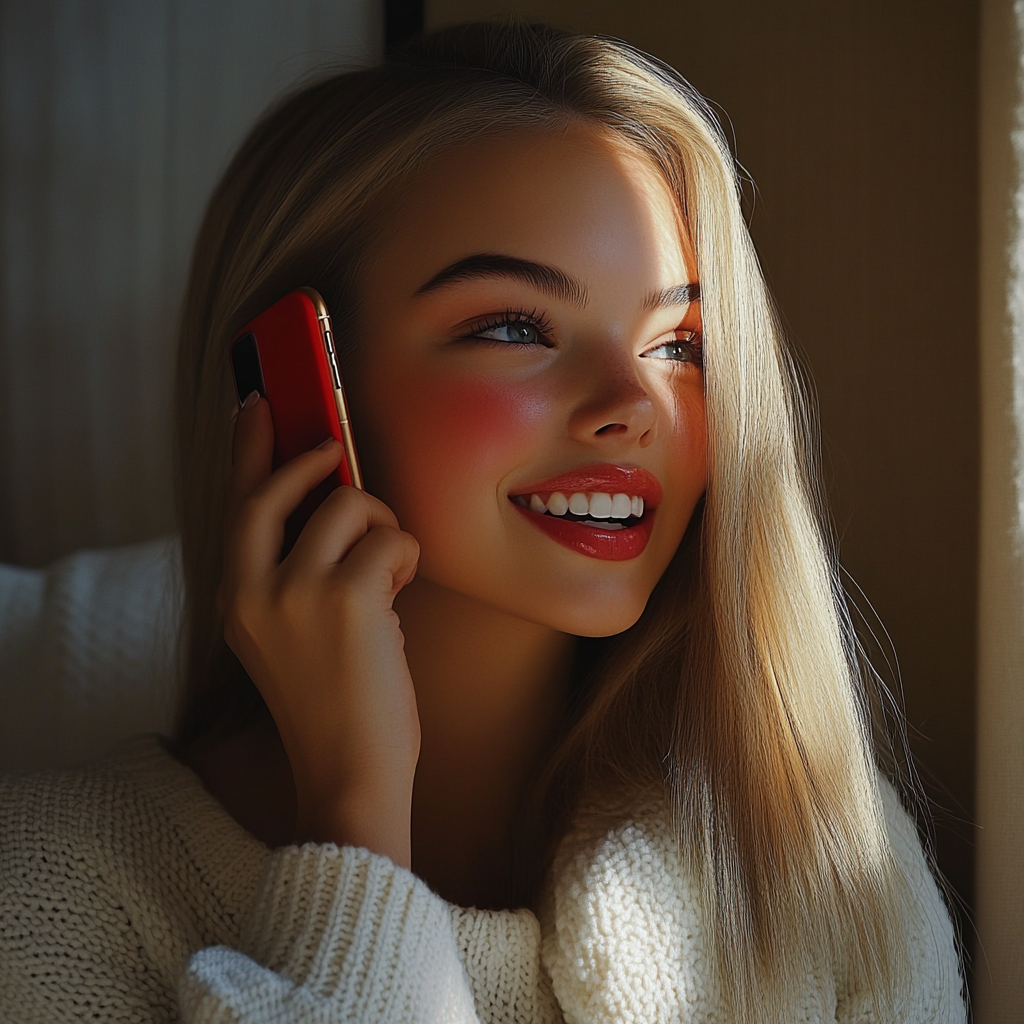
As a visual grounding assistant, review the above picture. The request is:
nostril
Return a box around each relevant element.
[595,423,628,435]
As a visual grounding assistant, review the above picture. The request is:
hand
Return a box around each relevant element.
[221,395,421,866]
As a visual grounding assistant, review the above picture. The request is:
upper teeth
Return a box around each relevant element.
[515,491,645,518]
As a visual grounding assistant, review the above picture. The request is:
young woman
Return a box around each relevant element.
[1,21,964,1023]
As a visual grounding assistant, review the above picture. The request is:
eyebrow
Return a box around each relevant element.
[415,253,589,308]
[644,282,701,310]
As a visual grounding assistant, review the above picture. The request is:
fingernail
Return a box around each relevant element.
[316,437,337,449]
[241,390,260,411]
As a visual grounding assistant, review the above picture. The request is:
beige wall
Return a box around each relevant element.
[427,0,979,930]
[976,0,1024,1016]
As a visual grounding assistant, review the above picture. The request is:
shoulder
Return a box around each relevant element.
[542,779,965,1024]
[3,732,164,825]
[1,735,266,1019]
[2,735,175,891]
[862,777,966,1021]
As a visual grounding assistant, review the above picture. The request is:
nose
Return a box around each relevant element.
[566,350,657,447]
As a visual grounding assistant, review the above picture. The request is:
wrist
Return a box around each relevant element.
[295,777,414,868]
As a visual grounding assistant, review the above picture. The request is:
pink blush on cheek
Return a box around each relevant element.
[376,372,553,580]
[392,374,551,480]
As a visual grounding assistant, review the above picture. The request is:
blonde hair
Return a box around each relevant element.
[174,21,918,1021]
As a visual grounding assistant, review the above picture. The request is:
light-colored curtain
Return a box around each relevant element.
[977,0,1024,1018]
[0,0,380,567]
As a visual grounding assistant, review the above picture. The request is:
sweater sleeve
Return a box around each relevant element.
[178,844,483,1024]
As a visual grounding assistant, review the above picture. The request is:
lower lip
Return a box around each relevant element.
[512,503,656,561]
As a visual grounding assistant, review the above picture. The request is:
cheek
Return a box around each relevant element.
[375,370,552,524]
[659,385,708,535]
[673,390,707,477]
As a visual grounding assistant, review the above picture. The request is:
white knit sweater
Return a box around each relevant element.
[0,735,964,1023]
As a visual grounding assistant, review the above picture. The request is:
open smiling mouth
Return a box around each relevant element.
[510,490,646,531]
[509,490,655,560]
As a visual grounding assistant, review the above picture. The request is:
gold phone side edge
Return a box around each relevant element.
[300,286,365,491]
[336,407,364,492]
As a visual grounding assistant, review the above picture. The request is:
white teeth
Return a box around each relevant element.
[514,490,647,519]
[610,493,632,519]
[589,492,613,518]
[568,492,589,515]
[548,492,569,516]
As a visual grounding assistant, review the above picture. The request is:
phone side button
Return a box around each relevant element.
[327,349,342,389]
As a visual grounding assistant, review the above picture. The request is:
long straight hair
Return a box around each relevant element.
[174,21,919,1020]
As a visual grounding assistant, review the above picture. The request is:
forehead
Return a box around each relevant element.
[367,126,693,291]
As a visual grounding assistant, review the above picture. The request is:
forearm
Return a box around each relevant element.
[179,844,482,1023]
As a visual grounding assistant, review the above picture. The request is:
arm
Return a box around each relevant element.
[178,845,483,1024]
[177,399,555,1023]
[220,394,421,863]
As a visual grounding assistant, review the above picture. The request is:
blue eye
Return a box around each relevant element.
[466,309,553,347]
[643,330,702,365]
[476,321,543,346]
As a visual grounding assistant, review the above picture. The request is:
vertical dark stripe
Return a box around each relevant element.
[385,0,424,50]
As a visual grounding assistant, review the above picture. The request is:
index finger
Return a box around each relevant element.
[285,484,403,576]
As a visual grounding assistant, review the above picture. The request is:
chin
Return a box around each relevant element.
[503,581,652,637]
[549,604,648,638]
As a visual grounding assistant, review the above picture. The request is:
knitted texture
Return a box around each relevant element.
[1,736,965,1023]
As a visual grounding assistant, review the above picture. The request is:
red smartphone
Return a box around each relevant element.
[231,287,363,549]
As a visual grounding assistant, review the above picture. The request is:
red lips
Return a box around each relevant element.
[509,463,661,561]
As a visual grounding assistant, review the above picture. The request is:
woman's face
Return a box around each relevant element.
[349,127,706,636]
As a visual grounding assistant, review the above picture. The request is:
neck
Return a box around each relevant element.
[396,576,574,759]
[395,576,575,908]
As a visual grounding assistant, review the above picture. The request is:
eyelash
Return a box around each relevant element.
[645,330,704,368]
[464,308,554,347]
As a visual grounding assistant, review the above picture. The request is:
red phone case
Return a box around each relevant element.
[232,288,362,547]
